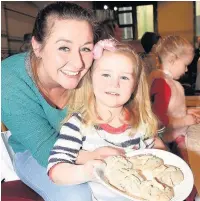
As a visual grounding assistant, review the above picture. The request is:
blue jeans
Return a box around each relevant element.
[13,151,92,201]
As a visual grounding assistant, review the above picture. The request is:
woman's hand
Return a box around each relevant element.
[92,146,125,160]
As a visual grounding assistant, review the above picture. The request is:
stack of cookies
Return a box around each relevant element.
[104,154,184,201]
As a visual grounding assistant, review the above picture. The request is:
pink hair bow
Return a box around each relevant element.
[93,39,117,59]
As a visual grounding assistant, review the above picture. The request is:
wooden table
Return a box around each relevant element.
[186,124,200,194]
[185,96,200,108]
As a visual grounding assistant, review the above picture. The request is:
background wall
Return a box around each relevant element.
[1,1,195,59]
[31,1,93,9]
[1,2,38,59]
[1,1,93,60]
[157,1,194,43]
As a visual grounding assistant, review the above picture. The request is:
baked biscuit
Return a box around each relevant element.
[105,166,144,197]
[103,154,183,201]
[152,164,168,177]
[140,179,174,201]
[128,154,164,173]
[154,165,184,187]
[104,155,132,170]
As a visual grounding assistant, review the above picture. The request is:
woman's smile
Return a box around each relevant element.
[60,69,80,76]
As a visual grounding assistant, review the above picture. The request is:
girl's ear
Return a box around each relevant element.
[31,36,42,58]
[168,54,176,65]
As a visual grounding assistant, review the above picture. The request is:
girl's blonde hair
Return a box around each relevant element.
[152,35,194,67]
[65,42,158,138]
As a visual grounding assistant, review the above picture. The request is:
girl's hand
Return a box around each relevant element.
[187,108,200,118]
[187,108,200,125]
[83,160,106,182]
[92,146,125,160]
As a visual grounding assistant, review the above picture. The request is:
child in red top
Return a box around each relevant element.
[149,35,200,162]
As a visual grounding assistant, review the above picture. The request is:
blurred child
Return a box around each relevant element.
[140,32,161,75]
[149,35,200,161]
[47,39,165,201]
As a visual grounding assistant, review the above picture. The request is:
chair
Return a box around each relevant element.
[2,180,44,201]
[1,122,8,132]
[1,122,44,201]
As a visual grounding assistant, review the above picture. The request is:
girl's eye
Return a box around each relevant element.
[59,47,70,52]
[121,76,129,80]
[81,47,92,52]
[102,74,110,78]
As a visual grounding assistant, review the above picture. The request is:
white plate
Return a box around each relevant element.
[94,149,194,201]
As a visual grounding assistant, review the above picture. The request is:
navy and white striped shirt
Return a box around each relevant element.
[47,113,155,172]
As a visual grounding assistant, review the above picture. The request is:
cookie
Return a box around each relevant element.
[140,179,174,201]
[155,165,184,187]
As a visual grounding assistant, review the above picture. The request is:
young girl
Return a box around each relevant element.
[149,35,200,161]
[47,39,166,201]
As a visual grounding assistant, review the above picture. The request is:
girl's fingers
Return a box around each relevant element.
[117,148,126,156]
[188,109,200,117]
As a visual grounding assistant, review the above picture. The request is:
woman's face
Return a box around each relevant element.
[35,19,94,89]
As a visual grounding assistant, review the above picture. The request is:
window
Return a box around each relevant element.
[195,1,200,37]
[118,7,132,11]
[117,7,133,40]
[119,12,133,25]
[117,3,157,40]
[136,5,154,39]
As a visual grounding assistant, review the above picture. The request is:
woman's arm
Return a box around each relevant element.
[2,74,59,167]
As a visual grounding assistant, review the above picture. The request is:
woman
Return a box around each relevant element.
[1,2,99,201]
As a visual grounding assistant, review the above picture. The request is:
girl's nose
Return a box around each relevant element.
[110,78,120,88]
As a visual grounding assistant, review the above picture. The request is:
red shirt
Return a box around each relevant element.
[150,78,171,126]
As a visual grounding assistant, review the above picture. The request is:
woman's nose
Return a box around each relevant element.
[71,51,84,70]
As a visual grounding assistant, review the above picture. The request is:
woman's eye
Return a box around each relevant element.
[81,47,92,52]
[59,47,70,52]
[102,74,110,78]
[121,76,129,80]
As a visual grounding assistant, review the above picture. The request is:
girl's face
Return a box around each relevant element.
[92,51,135,109]
[33,19,94,89]
[171,53,193,80]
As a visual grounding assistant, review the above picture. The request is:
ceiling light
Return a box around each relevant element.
[104,5,108,10]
